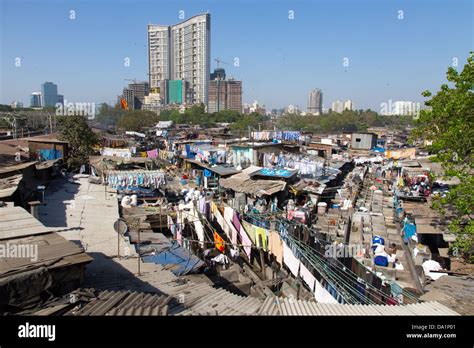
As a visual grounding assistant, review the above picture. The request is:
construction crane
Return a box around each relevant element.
[214,58,230,69]
[213,59,231,113]
[124,78,139,84]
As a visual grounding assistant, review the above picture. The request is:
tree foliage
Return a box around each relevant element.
[95,103,125,127]
[277,110,413,133]
[57,115,99,169]
[117,110,160,131]
[412,52,474,262]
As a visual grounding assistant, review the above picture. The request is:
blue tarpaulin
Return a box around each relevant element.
[403,223,417,243]
[38,149,62,161]
[371,147,385,153]
[252,168,296,178]
[185,144,194,159]
[142,241,204,276]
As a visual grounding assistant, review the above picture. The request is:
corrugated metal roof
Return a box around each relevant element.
[0,209,92,276]
[64,289,170,316]
[255,296,459,316]
[0,206,53,240]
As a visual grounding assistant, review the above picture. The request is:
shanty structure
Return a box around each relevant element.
[0,205,92,313]
[220,166,287,197]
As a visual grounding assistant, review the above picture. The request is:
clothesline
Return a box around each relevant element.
[251,130,301,141]
[106,170,166,190]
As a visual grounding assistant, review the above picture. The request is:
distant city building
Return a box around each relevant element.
[244,101,266,115]
[121,81,150,110]
[30,92,42,107]
[10,101,23,109]
[210,68,226,81]
[57,95,64,105]
[343,99,353,111]
[307,89,323,115]
[331,99,353,113]
[148,13,211,106]
[286,104,300,114]
[41,82,58,107]
[142,93,162,114]
[208,68,242,113]
[171,79,190,105]
[271,109,284,118]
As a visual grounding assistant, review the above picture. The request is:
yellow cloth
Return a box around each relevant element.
[210,201,217,214]
[140,151,148,157]
[241,221,268,251]
[255,227,267,251]
[242,221,256,244]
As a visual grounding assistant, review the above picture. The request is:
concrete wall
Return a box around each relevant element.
[351,133,377,150]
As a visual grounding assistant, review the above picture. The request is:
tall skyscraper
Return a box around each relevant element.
[41,82,58,107]
[148,13,211,106]
[30,92,42,107]
[307,89,323,115]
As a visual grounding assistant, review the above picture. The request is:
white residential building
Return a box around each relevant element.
[331,99,353,113]
[148,13,211,106]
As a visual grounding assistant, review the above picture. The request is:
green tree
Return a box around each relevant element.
[230,112,265,132]
[412,52,474,262]
[117,110,160,131]
[96,103,125,127]
[57,115,99,169]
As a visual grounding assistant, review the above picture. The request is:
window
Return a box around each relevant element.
[356,138,361,142]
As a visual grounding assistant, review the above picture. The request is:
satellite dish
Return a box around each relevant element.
[113,219,128,235]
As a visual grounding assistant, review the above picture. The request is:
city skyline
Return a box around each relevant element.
[0,0,472,111]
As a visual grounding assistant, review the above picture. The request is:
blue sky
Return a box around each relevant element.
[0,0,472,111]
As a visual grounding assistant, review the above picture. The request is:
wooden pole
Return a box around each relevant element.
[159,206,163,234]
[117,230,120,259]
[137,228,141,276]
[258,234,266,280]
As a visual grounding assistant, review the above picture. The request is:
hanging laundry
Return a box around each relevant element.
[268,231,283,265]
[101,148,132,158]
[242,221,257,244]
[283,242,300,277]
[106,170,166,190]
[214,230,225,252]
[147,148,158,158]
[255,227,267,251]
[299,263,316,291]
[210,201,218,214]
[314,279,339,304]
[224,207,238,245]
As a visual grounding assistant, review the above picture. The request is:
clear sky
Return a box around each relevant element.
[0,0,472,111]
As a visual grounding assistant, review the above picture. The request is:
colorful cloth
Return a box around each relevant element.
[255,227,267,251]
[214,230,225,252]
[147,149,158,158]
